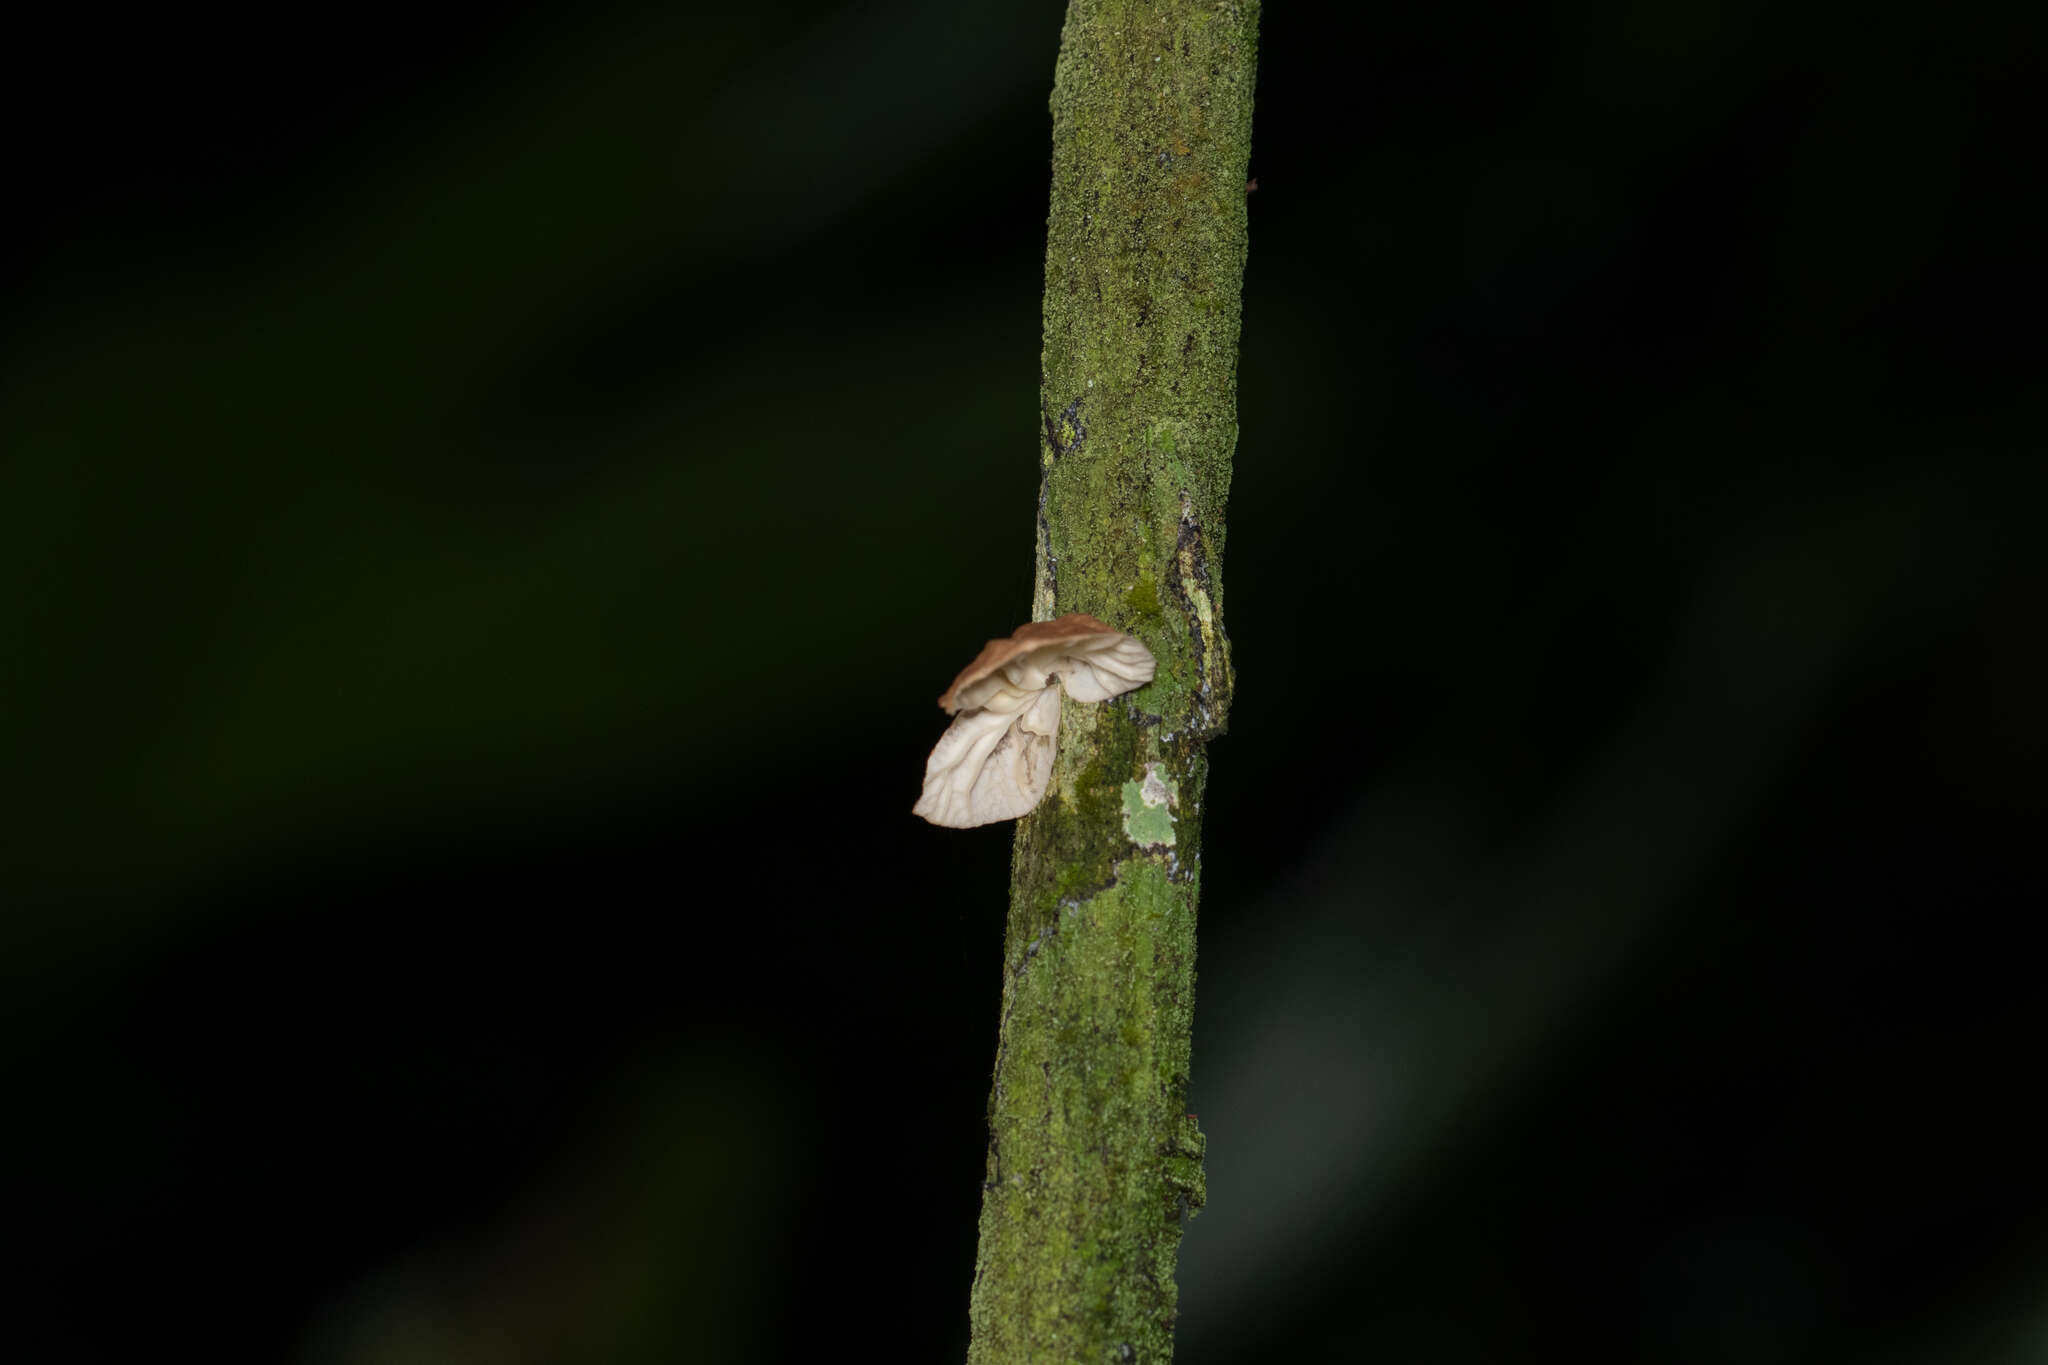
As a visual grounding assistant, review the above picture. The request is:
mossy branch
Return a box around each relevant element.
[966,3,1258,1361]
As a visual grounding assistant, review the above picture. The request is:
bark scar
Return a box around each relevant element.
[1041,396,1087,459]
[1169,490,1232,736]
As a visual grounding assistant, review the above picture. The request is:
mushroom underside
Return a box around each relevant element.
[915,624,1157,828]
[912,683,1062,829]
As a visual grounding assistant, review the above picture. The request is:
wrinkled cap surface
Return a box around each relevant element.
[914,614,1157,829]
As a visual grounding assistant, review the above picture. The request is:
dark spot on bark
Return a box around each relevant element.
[1167,496,1230,738]
[1042,396,1088,459]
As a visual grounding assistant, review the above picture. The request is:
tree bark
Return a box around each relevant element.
[966,3,1258,1361]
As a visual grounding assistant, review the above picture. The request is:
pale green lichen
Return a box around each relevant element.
[1121,762,1178,847]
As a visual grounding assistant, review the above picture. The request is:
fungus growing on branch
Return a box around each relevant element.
[913,614,1156,828]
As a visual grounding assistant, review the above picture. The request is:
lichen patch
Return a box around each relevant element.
[1121,762,1179,847]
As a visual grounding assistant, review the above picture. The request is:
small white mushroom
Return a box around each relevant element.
[913,614,1156,828]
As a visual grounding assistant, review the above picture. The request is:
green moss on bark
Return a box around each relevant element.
[967,2,1257,1361]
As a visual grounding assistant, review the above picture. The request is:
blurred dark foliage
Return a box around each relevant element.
[3,2,2043,1361]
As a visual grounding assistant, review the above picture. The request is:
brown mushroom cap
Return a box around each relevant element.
[937,613,1127,713]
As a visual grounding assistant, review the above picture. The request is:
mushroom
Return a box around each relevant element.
[913,614,1156,828]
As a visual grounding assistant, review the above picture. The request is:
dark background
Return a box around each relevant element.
[4,2,2042,1360]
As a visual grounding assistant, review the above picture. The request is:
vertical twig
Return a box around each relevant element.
[967,3,1258,1360]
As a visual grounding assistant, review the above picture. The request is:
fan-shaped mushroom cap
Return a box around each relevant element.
[937,614,1157,713]
[914,614,1156,829]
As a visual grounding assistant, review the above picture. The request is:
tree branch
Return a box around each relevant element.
[967,3,1258,1360]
